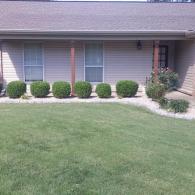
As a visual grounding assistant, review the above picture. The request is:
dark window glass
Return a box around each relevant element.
[159,45,168,68]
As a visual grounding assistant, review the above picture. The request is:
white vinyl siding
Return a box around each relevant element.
[85,42,103,82]
[2,42,23,85]
[104,41,153,84]
[175,40,195,94]
[44,42,84,83]
[2,41,153,86]
[24,43,43,82]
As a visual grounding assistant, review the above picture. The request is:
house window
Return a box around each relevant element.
[85,42,103,82]
[24,43,43,82]
[159,45,168,69]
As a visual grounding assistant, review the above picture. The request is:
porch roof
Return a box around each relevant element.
[0,1,195,40]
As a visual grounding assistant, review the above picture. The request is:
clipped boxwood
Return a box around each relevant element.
[7,81,26,98]
[74,81,92,98]
[169,99,189,113]
[30,81,50,98]
[52,81,71,98]
[116,80,139,98]
[95,83,111,98]
[146,83,166,100]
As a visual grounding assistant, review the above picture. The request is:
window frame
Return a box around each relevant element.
[84,41,104,83]
[23,42,44,83]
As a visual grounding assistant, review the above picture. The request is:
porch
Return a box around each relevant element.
[0,39,195,96]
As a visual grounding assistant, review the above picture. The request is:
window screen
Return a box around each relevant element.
[85,42,103,82]
[24,43,43,81]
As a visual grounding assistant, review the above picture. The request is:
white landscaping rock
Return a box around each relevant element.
[0,89,194,120]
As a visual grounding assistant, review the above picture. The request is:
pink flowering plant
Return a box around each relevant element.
[158,67,179,91]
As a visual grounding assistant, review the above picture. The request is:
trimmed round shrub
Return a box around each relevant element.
[116,80,139,98]
[146,83,166,100]
[30,81,50,98]
[7,81,26,98]
[95,83,111,98]
[169,99,189,113]
[52,81,71,98]
[74,81,92,98]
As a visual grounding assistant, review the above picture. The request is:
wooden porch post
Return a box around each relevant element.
[70,41,76,96]
[153,40,160,83]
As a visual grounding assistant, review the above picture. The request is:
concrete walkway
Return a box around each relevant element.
[0,89,194,120]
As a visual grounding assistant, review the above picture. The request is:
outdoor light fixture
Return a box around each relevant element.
[137,41,142,50]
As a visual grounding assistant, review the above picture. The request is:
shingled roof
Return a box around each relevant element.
[0,1,195,33]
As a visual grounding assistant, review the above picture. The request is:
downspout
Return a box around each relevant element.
[70,41,76,96]
[153,40,160,83]
[0,41,3,85]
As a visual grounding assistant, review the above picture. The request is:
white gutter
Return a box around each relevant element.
[0,29,187,36]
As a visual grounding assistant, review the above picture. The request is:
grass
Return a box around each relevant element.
[0,103,195,195]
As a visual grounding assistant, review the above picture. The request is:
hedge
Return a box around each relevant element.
[7,81,26,98]
[95,83,111,98]
[30,81,50,98]
[74,81,92,98]
[116,80,138,98]
[52,81,71,98]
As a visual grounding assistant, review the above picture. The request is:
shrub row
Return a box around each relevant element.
[6,80,139,99]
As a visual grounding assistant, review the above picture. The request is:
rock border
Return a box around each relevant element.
[0,92,194,120]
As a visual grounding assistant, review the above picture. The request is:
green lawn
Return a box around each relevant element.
[0,104,195,195]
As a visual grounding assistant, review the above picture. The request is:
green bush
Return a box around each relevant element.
[95,83,111,98]
[52,81,71,98]
[7,81,26,98]
[169,99,189,113]
[30,81,50,98]
[116,80,139,98]
[158,71,178,91]
[146,83,166,100]
[159,97,169,109]
[74,81,92,98]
